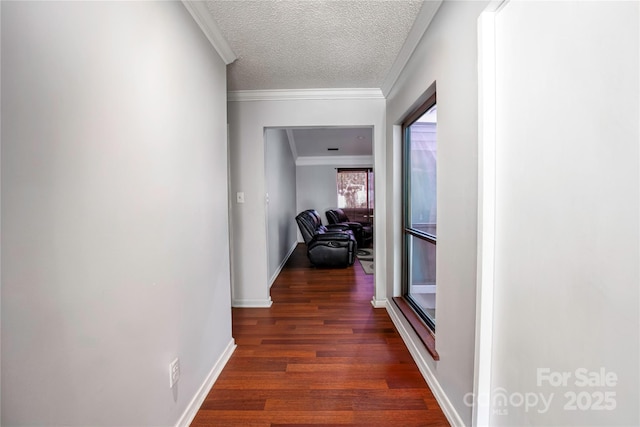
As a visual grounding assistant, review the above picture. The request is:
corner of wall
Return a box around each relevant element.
[269,241,298,288]
[175,339,236,427]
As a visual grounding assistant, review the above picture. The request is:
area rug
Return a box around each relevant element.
[356,248,374,275]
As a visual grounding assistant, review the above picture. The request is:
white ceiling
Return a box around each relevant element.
[205,0,425,91]
[198,1,437,161]
[290,127,373,158]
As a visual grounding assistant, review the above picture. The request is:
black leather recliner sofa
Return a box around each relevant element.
[325,208,373,248]
[295,209,356,268]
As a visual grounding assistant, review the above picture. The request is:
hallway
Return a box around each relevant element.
[191,244,449,426]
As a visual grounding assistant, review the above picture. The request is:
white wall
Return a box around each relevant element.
[297,165,338,225]
[265,129,298,284]
[228,95,386,307]
[485,1,639,425]
[1,2,233,425]
[296,162,372,227]
[385,1,489,424]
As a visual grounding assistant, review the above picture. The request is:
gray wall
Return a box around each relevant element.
[265,129,298,284]
[387,1,639,425]
[296,165,339,226]
[385,1,489,424]
[1,2,232,425]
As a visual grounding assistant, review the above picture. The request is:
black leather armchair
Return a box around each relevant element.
[326,208,373,248]
[295,209,356,268]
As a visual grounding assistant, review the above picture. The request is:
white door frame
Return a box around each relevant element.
[473,1,508,425]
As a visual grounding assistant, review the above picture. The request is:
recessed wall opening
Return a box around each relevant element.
[403,97,437,331]
[393,90,439,360]
[264,126,375,286]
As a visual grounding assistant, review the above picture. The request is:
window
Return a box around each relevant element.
[336,168,374,224]
[402,94,437,332]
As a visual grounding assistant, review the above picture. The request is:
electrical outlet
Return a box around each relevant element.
[169,358,180,388]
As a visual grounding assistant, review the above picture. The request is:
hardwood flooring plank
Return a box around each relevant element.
[190,244,449,426]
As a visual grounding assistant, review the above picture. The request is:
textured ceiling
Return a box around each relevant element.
[292,127,373,158]
[205,0,424,91]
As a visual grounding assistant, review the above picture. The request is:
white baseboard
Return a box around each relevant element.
[370,297,388,308]
[385,301,465,427]
[269,241,298,288]
[232,298,273,308]
[176,338,236,427]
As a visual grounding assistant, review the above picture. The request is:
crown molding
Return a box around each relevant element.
[296,155,373,167]
[181,0,237,65]
[228,88,385,102]
[381,0,443,97]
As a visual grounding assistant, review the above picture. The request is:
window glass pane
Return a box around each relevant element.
[402,98,437,332]
[407,235,436,325]
[337,169,373,224]
[407,106,437,237]
[337,171,368,209]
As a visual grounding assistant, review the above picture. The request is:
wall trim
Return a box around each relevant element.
[296,155,373,167]
[232,298,273,308]
[176,339,236,427]
[228,88,385,102]
[385,301,464,427]
[269,241,298,288]
[371,297,388,308]
[472,3,506,425]
[381,0,443,97]
[181,0,237,65]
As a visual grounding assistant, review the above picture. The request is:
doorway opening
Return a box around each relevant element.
[264,126,375,281]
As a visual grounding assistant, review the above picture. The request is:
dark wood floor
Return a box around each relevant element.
[191,244,449,426]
